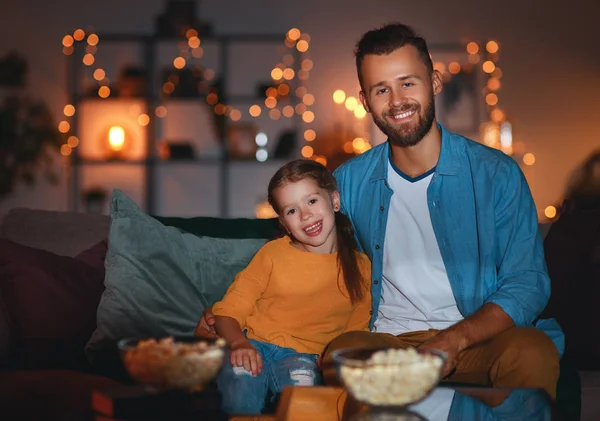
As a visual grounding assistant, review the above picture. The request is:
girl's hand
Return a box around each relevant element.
[230,340,263,376]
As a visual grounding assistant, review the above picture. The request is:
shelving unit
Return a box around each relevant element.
[66,32,305,216]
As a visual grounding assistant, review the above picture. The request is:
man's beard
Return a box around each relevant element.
[372,98,436,148]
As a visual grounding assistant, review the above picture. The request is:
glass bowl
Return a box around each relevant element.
[117,336,227,392]
[332,347,446,410]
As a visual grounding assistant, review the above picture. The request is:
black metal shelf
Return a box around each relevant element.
[76,95,270,103]
[76,157,224,165]
[67,30,305,216]
[95,33,295,44]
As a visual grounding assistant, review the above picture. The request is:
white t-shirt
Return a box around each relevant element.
[374,161,464,335]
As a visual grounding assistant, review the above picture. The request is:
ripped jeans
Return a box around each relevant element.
[216,338,321,415]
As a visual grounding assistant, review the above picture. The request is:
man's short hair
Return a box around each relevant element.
[355,23,434,89]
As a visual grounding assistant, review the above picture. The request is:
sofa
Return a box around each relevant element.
[0,190,283,420]
[0,191,598,420]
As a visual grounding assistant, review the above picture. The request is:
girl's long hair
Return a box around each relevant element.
[267,159,364,304]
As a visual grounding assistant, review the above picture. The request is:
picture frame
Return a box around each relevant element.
[431,49,485,139]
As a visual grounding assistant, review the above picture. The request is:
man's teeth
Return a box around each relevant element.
[391,110,415,119]
[304,222,321,232]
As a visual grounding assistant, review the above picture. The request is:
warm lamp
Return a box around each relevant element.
[255,201,277,219]
[108,126,125,152]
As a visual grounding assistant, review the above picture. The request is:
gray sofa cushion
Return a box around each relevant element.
[85,189,266,363]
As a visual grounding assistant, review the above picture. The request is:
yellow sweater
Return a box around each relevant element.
[212,236,372,355]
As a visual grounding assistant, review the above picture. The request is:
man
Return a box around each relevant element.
[325,23,562,399]
[197,23,563,399]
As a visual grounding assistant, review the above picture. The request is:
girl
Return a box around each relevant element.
[210,159,371,415]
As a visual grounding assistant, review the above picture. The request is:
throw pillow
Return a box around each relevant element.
[86,189,267,365]
[0,239,105,370]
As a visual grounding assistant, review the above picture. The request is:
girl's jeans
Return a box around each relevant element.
[216,339,321,414]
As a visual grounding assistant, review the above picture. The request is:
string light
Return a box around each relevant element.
[302,94,315,106]
[287,28,301,41]
[93,68,105,81]
[301,145,314,158]
[333,90,346,104]
[277,83,290,96]
[155,106,168,118]
[62,35,74,47]
[98,86,110,98]
[544,206,557,219]
[58,121,71,133]
[188,36,200,49]
[296,40,309,52]
[82,53,95,66]
[482,61,495,73]
[295,103,307,115]
[73,29,85,41]
[249,105,262,117]
[344,97,358,111]
[466,42,479,54]
[476,38,529,163]
[282,105,295,118]
[448,62,461,74]
[269,108,281,120]
[137,114,150,126]
[60,144,72,156]
[58,26,315,164]
[282,68,295,80]
[304,129,316,141]
[67,136,79,147]
[486,41,499,54]
[173,57,186,69]
[63,104,75,117]
[271,68,283,80]
[229,109,242,121]
[523,153,536,166]
[87,33,99,46]
[302,111,315,123]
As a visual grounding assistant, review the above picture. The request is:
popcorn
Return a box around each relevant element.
[338,348,443,407]
[122,337,226,391]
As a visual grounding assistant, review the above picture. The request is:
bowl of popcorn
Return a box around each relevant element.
[118,336,227,392]
[332,347,446,409]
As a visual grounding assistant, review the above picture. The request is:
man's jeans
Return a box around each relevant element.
[216,339,321,415]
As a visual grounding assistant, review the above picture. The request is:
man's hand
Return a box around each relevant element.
[419,303,516,378]
[193,307,218,339]
[418,330,467,378]
[230,340,263,377]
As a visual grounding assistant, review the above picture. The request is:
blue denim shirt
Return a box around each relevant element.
[333,124,564,356]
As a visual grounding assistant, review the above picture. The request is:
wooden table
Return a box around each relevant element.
[230,387,347,421]
[230,384,564,421]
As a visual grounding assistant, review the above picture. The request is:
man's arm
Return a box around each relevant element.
[421,160,546,375]
[484,159,550,327]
